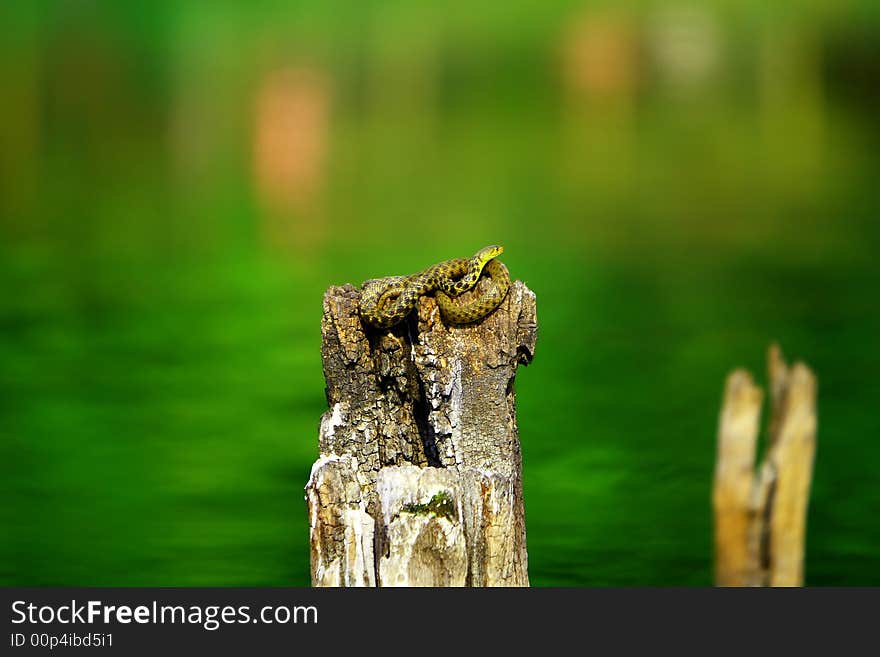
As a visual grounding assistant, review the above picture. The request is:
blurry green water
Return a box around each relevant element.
[2,1,880,586]
[2,229,878,586]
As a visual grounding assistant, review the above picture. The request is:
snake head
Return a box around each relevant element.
[476,245,504,261]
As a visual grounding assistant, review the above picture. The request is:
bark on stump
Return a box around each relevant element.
[306,277,537,587]
[713,344,818,586]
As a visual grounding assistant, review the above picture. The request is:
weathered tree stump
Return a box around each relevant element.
[306,275,537,586]
[713,344,818,586]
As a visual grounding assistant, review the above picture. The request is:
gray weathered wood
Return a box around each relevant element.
[306,275,536,586]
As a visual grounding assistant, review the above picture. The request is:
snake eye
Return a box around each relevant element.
[478,245,503,260]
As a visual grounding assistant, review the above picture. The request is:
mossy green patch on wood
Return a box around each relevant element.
[401,491,456,520]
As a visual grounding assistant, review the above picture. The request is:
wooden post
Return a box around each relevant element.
[306,276,537,586]
[713,344,818,586]
[713,369,764,587]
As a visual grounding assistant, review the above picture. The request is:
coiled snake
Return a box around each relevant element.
[359,245,511,329]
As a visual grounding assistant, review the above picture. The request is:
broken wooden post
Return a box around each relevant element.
[306,273,537,586]
[713,344,818,586]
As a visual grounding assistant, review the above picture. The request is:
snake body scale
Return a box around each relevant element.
[359,245,511,329]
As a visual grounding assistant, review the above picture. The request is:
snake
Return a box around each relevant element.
[359,245,511,329]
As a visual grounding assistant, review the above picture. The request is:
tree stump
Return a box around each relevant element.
[306,276,537,587]
[713,344,818,586]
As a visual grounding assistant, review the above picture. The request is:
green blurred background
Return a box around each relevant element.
[2,1,879,586]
